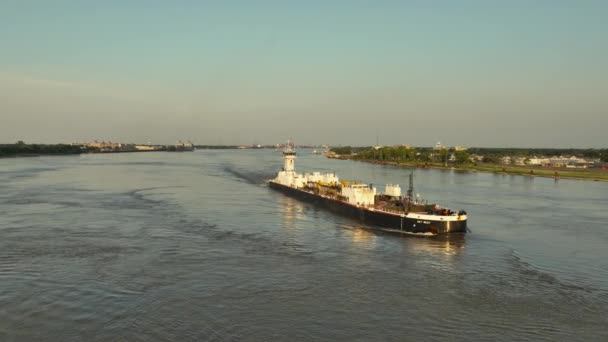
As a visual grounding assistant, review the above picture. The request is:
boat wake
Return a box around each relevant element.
[398,231,437,236]
[221,164,273,185]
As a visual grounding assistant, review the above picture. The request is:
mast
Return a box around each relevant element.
[283,139,296,172]
[407,170,414,210]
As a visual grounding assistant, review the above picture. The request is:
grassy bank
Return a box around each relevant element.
[347,158,608,182]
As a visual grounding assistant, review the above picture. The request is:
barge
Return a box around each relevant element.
[269,142,468,235]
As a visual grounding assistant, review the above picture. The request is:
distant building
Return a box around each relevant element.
[174,141,194,151]
[135,145,158,151]
[548,156,590,168]
[527,156,550,166]
[82,140,128,152]
[469,154,484,162]
[513,157,526,166]
[433,142,446,150]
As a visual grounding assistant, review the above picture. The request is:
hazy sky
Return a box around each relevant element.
[1,1,607,147]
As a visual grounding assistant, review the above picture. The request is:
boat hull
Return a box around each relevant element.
[269,181,466,235]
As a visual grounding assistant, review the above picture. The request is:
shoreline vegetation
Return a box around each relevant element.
[328,146,608,182]
[0,143,299,158]
[3,142,607,181]
[0,142,92,158]
[0,141,192,158]
[0,143,278,158]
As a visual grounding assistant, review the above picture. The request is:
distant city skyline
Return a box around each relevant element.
[1,1,607,148]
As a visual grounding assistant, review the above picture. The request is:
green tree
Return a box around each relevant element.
[330,146,352,155]
[482,155,498,164]
[454,151,471,164]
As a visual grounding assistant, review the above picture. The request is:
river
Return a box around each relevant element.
[1,149,607,341]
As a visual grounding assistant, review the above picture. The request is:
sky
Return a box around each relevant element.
[1,0,607,147]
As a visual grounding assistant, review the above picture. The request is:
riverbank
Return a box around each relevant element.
[0,143,198,158]
[0,150,192,158]
[0,143,84,158]
[332,156,608,182]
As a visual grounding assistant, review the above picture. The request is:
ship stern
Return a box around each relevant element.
[433,216,467,234]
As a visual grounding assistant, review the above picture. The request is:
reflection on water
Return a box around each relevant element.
[1,150,607,342]
[347,225,379,249]
[404,234,467,256]
[280,195,306,231]
[277,192,466,258]
[338,221,466,256]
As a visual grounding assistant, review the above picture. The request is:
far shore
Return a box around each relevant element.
[0,150,163,158]
[331,156,608,182]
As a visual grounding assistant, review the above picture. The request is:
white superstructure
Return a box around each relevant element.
[273,141,339,189]
[384,184,401,197]
[341,183,376,206]
[273,142,381,206]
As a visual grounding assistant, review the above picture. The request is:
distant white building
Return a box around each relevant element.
[135,145,157,151]
[513,157,526,166]
[469,154,484,162]
[549,156,592,168]
[433,142,446,150]
[527,156,550,166]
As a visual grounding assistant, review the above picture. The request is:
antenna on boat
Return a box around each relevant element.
[407,170,414,210]
[282,139,297,172]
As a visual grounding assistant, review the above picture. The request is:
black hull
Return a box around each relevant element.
[269,181,467,235]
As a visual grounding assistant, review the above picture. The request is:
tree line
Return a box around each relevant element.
[0,141,97,157]
[331,146,608,164]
